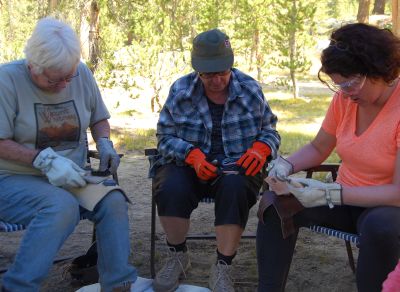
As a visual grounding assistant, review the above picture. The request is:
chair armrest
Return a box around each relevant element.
[304,163,340,181]
[145,148,158,156]
[304,163,339,173]
[88,150,124,159]
[88,150,100,160]
[87,150,123,183]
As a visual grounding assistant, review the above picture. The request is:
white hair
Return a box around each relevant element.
[24,17,81,74]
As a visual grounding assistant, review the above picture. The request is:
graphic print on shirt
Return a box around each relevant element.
[34,100,81,150]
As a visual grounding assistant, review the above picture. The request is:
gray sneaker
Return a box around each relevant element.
[153,247,191,292]
[209,260,235,292]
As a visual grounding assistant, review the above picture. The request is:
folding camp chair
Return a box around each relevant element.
[304,164,359,273]
[145,148,267,278]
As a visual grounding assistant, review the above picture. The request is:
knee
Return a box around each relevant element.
[260,205,281,226]
[360,211,400,246]
[155,181,192,211]
[156,180,189,203]
[96,190,128,216]
[154,165,196,211]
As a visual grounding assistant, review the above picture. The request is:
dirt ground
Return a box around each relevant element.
[0,151,358,292]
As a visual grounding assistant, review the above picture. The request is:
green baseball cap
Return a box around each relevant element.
[191,29,234,73]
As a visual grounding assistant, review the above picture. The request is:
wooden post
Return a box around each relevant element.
[393,0,400,37]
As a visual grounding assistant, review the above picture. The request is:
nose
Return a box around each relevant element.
[56,80,68,89]
[209,75,224,83]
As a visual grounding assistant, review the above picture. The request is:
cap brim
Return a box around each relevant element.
[191,55,234,72]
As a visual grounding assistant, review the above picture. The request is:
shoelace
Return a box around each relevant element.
[213,261,232,290]
[159,250,187,279]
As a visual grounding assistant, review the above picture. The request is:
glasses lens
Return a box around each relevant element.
[319,72,340,93]
[65,72,79,82]
[340,75,365,94]
[199,69,231,79]
[47,72,79,84]
[319,72,366,95]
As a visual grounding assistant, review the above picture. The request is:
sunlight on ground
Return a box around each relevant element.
[264,91,294,100]
[277,120,322,135]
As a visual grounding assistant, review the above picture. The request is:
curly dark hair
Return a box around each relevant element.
[319,23,400,84]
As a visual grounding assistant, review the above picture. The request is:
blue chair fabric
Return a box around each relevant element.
[305,164,359,273]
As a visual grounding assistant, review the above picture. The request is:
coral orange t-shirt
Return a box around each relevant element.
[322,84,400,187]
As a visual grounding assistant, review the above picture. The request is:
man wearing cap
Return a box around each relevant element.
[152,28,280,292]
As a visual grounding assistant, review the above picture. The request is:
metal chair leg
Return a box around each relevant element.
[150,195,156,278]
[91,225,96,243]
[345,240,356,273]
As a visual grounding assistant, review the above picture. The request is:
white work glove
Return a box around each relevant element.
[268,155,294,181]
[33,147,87,188]
[96,137,120,174]
[287,177,342,209]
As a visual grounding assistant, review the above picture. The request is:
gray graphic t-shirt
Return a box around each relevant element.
[0,60,110,175]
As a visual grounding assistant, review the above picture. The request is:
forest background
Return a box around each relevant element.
[0,1,397,291]
[0,0,395,153]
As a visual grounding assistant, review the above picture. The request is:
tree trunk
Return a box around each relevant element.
[357,0,371,23]
[254,29,263,82]
[47,0,57,14]
[372,0,386,14]
[89,1,100,72]
[290,69,298,99]
[257,66,262,83]
[150,97,155,113]
[289,0,298,98]
[393,0,400,37]
[125,31,134,46]
[150,95,162,113]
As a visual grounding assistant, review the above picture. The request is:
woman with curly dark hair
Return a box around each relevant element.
[257,23,400,292]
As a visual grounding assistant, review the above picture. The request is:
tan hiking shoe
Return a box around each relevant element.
[153,247,191,292]
[209,260,235,292]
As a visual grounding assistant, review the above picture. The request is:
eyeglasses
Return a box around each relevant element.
[319,72,366,95]
[44,71,80,85]
[198,69,231,79]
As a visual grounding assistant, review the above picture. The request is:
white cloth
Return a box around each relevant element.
[75,277,211,292]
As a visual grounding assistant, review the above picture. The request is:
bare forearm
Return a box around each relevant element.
[90,119,111,142]
[343,184,400,207]
[287,128,336,173]
[0,139,39,165]
[288,143,330,173]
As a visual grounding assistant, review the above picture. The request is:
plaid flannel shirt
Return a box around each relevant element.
[150,68,280,176]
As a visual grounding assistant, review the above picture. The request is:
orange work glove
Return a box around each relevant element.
[236,141,271,176]
[185,148,218,181]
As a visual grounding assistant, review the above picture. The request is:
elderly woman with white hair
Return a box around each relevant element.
[0,17,137,291]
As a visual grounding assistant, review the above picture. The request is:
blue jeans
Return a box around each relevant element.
[0,174,137,292]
